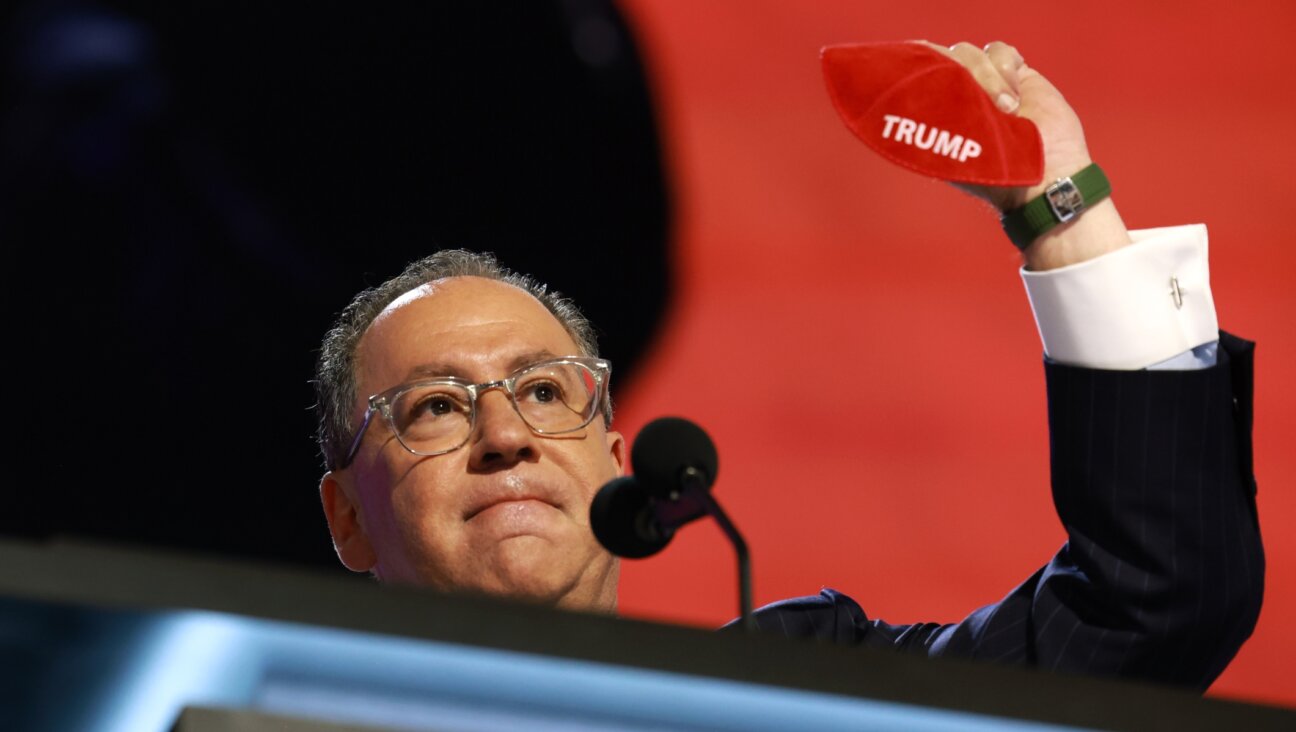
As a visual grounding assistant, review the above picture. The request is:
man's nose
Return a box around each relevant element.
[467,387,539,470]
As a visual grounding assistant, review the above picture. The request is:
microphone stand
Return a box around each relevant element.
[679,467,754,631]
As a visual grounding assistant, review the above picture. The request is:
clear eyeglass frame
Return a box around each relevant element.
[339,356,611,468]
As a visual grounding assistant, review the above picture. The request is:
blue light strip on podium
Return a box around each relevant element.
[76,609,1086,732]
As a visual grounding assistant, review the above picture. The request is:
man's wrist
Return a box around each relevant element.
[1020,196,1133,271]
[1000,161,1133,270]
[1002,164,1112,249]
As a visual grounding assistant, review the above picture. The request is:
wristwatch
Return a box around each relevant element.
[1001,163,1111,251]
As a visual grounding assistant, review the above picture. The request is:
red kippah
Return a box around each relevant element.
[821,42,1044,187]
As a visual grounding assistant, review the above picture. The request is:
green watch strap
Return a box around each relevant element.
[1001,163,1111,251]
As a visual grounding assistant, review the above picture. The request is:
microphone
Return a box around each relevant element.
[631,416,718,497]
[590,417,754,629]
[589,476,673,559]
[590,417,719,559]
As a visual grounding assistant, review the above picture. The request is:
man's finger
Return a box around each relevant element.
[911,39,954,59]
[983,41,1024,95]
[947,41,1020,114]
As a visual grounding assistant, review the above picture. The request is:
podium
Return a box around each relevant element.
[1,539,1289,731]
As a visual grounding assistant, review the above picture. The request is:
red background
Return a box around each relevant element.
[611,0,1296,707]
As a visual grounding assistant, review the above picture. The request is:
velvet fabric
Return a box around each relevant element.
[821,42,1044,186]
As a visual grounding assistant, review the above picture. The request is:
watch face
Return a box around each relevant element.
[1045,178,1085,222]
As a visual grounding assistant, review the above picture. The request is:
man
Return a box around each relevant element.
[314,42,1262,688]
[316,258,625,609]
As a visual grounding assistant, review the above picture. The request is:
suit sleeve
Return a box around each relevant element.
[748,333,1263,689]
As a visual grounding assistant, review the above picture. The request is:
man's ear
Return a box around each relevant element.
[605,429,627,477]
[320,471,377,572]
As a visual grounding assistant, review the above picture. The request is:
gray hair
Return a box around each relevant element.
[314,249,604,471]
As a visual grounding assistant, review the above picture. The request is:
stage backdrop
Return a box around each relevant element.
[611,0,1296,707]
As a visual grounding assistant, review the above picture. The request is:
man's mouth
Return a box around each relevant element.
[464,495,554,521]
[463,475,562,521]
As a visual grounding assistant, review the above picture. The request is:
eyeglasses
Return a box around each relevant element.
[340,356,611,468]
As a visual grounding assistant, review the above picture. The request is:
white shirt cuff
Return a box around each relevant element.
[1020,224,1219,370]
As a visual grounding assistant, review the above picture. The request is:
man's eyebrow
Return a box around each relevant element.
[402,350,564,383]
[505,349,563,372]
[403,362,469,381]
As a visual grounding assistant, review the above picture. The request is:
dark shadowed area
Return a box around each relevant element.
[1,0,670,566]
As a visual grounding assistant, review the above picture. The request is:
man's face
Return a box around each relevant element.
[320,276,625,611]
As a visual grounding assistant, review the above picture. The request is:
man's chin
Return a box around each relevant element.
[477,538,616,611]
[484,536,576,598]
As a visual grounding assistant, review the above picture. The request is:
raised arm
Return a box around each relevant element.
[747,42,1263,689]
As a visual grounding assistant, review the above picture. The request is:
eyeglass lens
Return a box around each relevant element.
[388,361,599,454]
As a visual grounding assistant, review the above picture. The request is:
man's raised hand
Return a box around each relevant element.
[919,40,1131,268]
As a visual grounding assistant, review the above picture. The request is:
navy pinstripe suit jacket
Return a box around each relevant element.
[748,332,1263,690]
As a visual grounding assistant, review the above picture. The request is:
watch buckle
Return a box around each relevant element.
[1045,177,1085,223]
